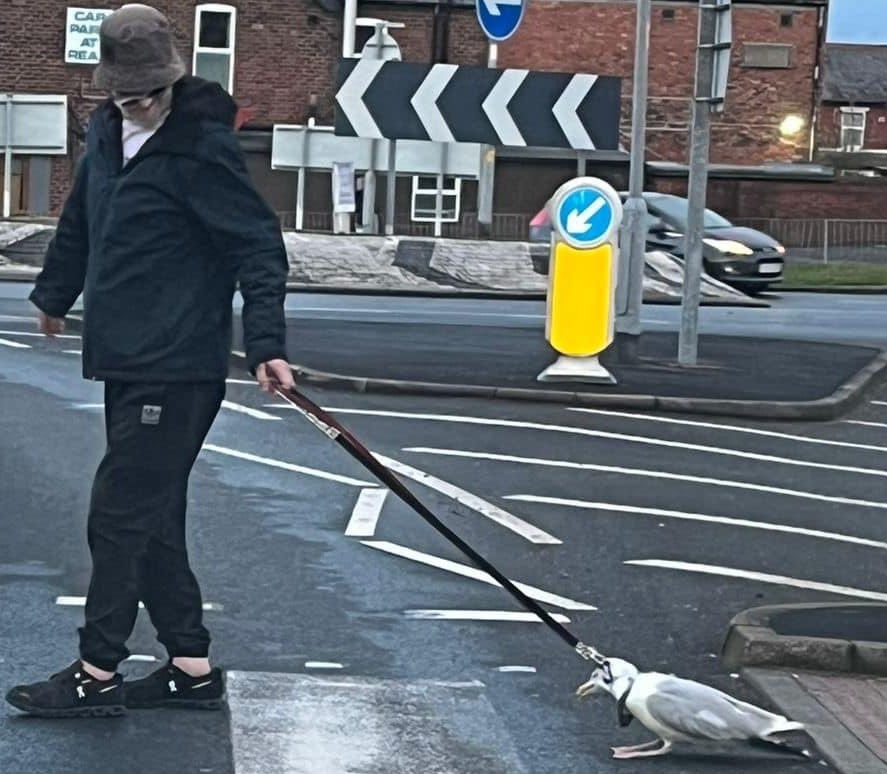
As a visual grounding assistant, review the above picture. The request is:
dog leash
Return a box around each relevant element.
[272,381,608,667]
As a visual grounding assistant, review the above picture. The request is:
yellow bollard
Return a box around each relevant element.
[538,177,623,384]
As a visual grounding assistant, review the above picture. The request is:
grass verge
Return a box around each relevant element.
[783,262,887,287]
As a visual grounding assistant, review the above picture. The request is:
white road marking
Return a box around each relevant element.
[325,408,887,479]
[304,662,344,670]
[0,329,80,339]
[125,655,159,663]
[226,672,517,774]
[505,495,887,550]
[569,407,887,454]
[372,453,560,545]
[0,337,30,348]
[56,596,223,611]
[496,666,537,673]
[407,447,887,511]
[361,540,596,611]
[405,610,570,623]
[202,443,376,487]
[345,488,389,537]
[221,400,281,421]
[226,378,257,385]
[72,403,104,409]
[871,401,887,406]
[844,420,887,429]
[0,315,36,321]
[626,560,887,602]
[63,349,81,355]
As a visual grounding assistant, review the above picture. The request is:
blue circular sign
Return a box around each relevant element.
[553,181,621,249]
[476,0,526,42]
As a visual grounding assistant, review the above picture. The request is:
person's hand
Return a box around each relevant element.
[256,358,294,394]
[38,311,65,337]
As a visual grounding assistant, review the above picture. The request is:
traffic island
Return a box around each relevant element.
[723,604,887,774]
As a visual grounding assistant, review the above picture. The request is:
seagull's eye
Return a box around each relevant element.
[602,662,614,683]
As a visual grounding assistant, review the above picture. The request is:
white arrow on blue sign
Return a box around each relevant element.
[554,184,620,249]
[476,0,526,42]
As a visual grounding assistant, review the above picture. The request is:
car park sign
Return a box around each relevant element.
[477,0,526,42]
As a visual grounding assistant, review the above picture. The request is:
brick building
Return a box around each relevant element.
[814,43,887,174]
[0,0,830,227]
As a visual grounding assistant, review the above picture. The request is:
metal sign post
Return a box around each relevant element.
[678,0,731,366]
[616,0,652,349]
[538,177,624,384]
[3,96,12,219]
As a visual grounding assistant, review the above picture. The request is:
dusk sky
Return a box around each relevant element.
[827,0,887,44]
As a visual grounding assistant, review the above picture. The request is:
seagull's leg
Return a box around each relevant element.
[610,739,663,755]
[612,740,672,759]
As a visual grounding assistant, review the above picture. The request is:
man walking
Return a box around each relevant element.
[5,4,293,717]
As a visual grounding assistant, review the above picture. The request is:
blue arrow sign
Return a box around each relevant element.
[555,185,617,248]
[476,0,526,42]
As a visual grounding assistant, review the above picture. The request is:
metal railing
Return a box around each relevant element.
[277,211,533,241]
[734,218,887,264]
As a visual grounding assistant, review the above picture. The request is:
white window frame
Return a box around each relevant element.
[840,107,868,152]
[410,175,462,223]
[193,4,237,93]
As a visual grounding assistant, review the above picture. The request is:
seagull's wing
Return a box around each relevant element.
[643,676,781,742]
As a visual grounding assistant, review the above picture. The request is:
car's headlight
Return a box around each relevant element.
[775,243,786,255]
[703,238,755,256]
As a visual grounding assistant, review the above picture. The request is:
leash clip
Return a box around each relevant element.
[575,642,607,667]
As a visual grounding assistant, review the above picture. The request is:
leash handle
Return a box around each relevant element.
[274,382,601,658]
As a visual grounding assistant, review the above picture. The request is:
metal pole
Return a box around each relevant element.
[3,95,12,219]
[342,0,357,57]
[385,140,396,236]
[434,143,449,238]
[678,1,717,366]
[823,218,829,264]
[477,42,498,238]
[361,23,386,234]
[616,0,651,342]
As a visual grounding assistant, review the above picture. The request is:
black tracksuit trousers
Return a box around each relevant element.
[78,380,225,672]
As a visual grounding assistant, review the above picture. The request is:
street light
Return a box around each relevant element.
[780,114,805,138]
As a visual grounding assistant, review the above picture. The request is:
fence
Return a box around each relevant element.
[277,211,533,241]
[277,212,887,264]
[733,218,887,264]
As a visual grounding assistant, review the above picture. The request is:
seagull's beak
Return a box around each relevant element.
[575,678,600,699]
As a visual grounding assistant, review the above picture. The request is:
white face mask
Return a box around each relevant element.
[113,85,173,128]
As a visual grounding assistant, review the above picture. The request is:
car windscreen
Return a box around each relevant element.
[646,195,733,231]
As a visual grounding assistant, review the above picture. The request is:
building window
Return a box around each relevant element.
[411,176,461,222]
[193,4,236,92]
[662,8,675,21]
[840,107,868,151]
[780,13,794,27]
[742,43,793,69]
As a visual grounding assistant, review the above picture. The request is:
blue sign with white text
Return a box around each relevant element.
[476,0,526,42]
[555,186,617,248]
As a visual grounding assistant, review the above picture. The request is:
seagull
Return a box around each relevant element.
[576,658,807,760]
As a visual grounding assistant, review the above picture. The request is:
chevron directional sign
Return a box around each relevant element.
[335,59,621,150]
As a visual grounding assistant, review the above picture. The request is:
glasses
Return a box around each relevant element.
[113,86,167,109]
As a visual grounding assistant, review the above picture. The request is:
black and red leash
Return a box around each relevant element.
[272,381,608,667]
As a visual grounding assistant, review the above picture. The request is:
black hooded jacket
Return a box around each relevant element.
[30,76,288,381]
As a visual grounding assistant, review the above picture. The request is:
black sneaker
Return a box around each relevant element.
[5,661,125,718]
[125,662,225,710]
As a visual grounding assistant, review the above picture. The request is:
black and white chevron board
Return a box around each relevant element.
[335,59,621,150]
